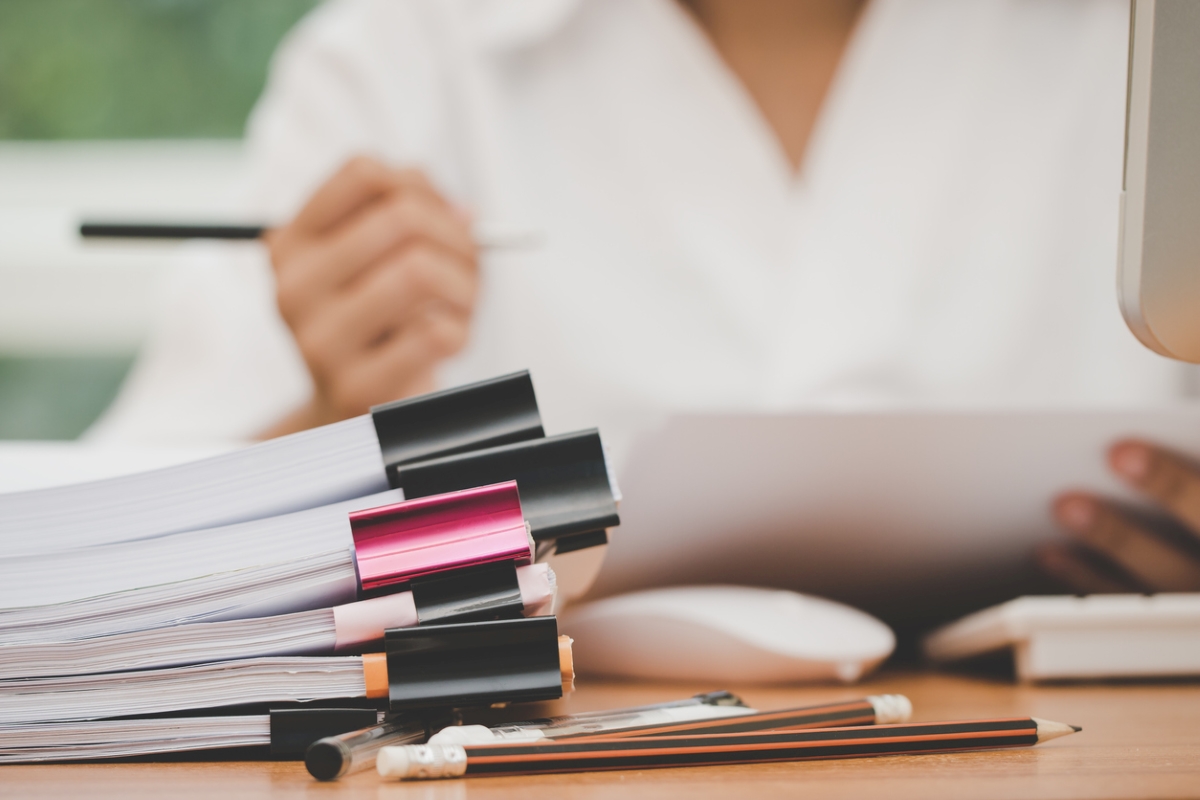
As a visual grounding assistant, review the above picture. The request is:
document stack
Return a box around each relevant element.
[0,371,621,763]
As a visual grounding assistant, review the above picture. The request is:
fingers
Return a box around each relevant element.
[289,156,442,236]
[279,192,475,325]
[1035,544,1139,594]
[266,158,481,428]
[297,244,476,372]
[1053,492,1200,591]
[322,307,471,415]
[1110,440,1200,537]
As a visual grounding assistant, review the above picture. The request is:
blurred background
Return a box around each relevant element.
[0,0,318,439]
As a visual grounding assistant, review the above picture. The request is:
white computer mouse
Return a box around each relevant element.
[561,585,895,684]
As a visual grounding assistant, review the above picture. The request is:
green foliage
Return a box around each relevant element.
[0,356,134,439]
[0,0,321,139]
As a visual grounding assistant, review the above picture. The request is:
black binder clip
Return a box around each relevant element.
[370,370,544,469]
[410,560,526,626]
[269,708,380,758]
[391,429,620,544]
[385,616,566,710]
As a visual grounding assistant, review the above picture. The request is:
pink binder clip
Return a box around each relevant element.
[351,481,531,593]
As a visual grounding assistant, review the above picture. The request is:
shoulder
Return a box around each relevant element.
[242,0,588,217]
[242,0,456,218]
[266,0,445,91]
[271,0,588,76]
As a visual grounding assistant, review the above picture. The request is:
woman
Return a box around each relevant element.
[92,0,1200,595]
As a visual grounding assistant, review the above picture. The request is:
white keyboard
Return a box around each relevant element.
[923,594,1200,682]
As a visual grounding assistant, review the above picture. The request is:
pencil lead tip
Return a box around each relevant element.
[1070,725,1082,732]
[1032,718,1080,743]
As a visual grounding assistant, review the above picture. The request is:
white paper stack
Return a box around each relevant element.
[0,415,389,555]
[0,551,355,646]
[0,564,555,678]
[0,490,399,612]
[0,657,371,725]
[0,373,614,763]
[0,607,341,680]
[0,716,283,763]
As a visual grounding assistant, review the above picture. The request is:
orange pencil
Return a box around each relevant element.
[559,695,911,740]
[377,717,1079,779]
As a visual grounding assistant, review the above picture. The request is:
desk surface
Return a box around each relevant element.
[1,670,1197,800]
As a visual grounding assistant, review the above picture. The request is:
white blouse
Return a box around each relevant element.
[90,0,1191,450]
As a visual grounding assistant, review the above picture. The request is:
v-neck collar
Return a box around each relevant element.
[654,0,880,195]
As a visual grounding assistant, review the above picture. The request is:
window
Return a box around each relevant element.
[0,0,320,140]
[0,0,320,439]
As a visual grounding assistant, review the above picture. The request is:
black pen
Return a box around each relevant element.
[79,221,541,250]
[306,715,445,781]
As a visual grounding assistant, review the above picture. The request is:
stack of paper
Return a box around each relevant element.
[0,372,620,762]
[0,658,372,725]
[0,716,287,763]
[0,564,555,678]
[0,416,389,555]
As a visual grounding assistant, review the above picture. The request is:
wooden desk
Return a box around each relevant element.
[2,670,1198,799]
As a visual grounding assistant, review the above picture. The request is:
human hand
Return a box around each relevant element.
[262,157,478,437]
[1040,440,1200,593]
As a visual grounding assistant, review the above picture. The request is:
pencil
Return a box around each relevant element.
[376,717,1080,779]
[558,694,911,740]
[78,221,541,250]
[308,691,748,781]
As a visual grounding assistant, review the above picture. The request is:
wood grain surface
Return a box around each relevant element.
[2,670,1197,799]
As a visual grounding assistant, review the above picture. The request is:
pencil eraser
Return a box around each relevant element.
[867,694,913,724]
[377,744,467,780]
